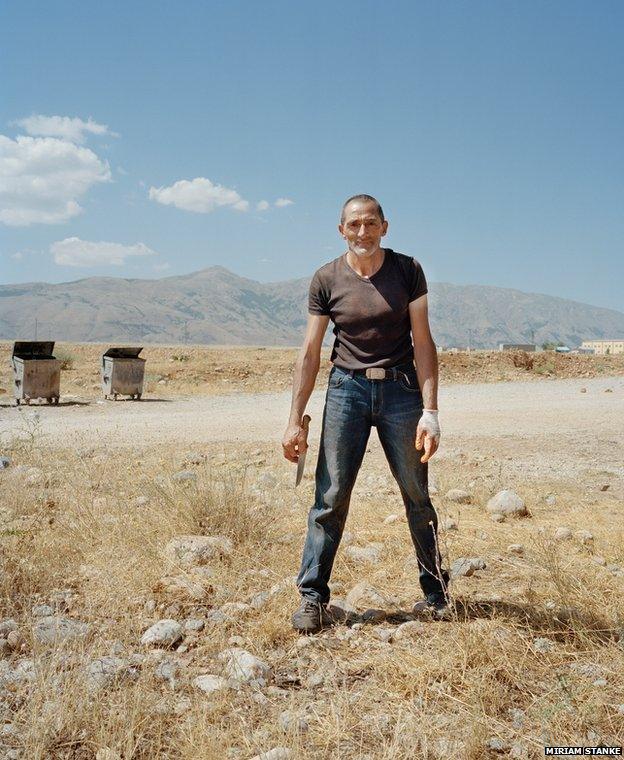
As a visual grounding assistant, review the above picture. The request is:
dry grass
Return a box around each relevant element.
[0,418,622,759]
[1,342,623,402]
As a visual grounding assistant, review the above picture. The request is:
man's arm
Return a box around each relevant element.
[409,294,440,463]
[282,314,330,463]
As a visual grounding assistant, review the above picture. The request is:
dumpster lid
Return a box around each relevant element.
[12,341,55,359]
[103,346,143,359]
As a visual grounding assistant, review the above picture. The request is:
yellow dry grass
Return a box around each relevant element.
[0,415,622,759]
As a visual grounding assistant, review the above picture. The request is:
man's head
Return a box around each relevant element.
[339,194,388,259]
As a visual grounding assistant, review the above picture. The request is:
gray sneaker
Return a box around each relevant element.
[413,592,453,620]
[292,599,333,633]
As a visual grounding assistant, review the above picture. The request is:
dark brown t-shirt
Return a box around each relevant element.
[308,248,428,369]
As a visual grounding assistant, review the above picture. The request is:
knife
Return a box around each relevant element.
[295,414,311,487]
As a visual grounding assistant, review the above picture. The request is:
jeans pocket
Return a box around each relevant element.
[328,367,348,389]
[398,371,421,394]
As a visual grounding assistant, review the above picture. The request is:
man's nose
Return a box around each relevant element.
[357,225,366,237]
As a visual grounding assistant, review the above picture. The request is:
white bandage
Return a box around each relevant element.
[418,409,441,444]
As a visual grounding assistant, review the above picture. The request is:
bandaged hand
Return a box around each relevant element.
[415,409,441,463]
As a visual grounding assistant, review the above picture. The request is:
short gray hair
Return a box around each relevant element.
[340,194,385,224]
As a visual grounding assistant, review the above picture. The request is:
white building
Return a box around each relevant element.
[581,340,624,355]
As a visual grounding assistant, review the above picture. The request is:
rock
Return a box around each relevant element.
[545,494,557,505]
[140,620,184,648]
[445,489,471,504]
[32,604,54,618]
[32,616,89,646]
[575,529,594,545]
[486,737,508,752]
[96,750,122,760]
[375,627,394,643]
[442,518,458,531]
[394,621,427,640]
[0,456,10,469]
[219,602,252,620]
[508,708,525,729]
[133,496,149,507]
[592,678,608,687]
[278,709,309,732]
[592,555,607,566]
[250,749,292,760]
[553,527,572,541]
[580,387,587,393]
[6,630,25,651]
[345,582,395,610]
[218,648,272,685]
[451,557,486,578]
[184,618,205,632]
[154,660,178,684]
[532,637,555,654]
[165,535,233,566]
[0,620,18,638]
[490,513,505,523]
[172,470,197,483]
[599,484,610,492]
[153,575,208,602]
[383,514,400,525]
[194,674,231,695]
[249,591,271,609]
[180,451,205,466]
[507,544,524,555]
[345,543,383,564]
[486,490,526,517]
[342,531,354,545]
[86,656,137,692]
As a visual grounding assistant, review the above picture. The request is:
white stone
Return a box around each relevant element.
[490,513,505,523]
[554,527,572,541]
[532,637,555,654]
[345,543,383,564]
[219,648,271,685]
[86,656,136,692]
[140,620,184,648]
[445,489,471,504]
[278,709,309,732]
[383,514,400,525]
[486,490,526,516]
[32,616,89,646]
[575,529,594,545]
[451,557,486,578]
[194,674,230,695]
[394,621,427,640]
[250,749,292,760]
[442,518,458,531]
[507,544,524,555]
[256,472,277,489]
[345,582,395,610]
[165,535,233,565]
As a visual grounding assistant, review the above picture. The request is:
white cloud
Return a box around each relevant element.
[153,262,171,272]
[256,200,270,211]
[275,197,294,207]
[15,115,116,144]
[11,251,23,260]
[0,135,111,226]
[50,237,157,267]
[148,177,249,214]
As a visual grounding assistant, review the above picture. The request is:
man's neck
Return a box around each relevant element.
[345,247,385,278]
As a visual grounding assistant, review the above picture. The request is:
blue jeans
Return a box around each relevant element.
[297,363,449,605]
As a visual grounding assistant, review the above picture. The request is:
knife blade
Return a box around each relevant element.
[295,414,311,487]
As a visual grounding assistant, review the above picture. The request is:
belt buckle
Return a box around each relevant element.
[366,368,387,380]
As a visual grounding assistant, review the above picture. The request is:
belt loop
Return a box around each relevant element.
[348,369,355,378]
[392,368,397,381]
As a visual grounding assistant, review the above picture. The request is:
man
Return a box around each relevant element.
[282,194,450,634]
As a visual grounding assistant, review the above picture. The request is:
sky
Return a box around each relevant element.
[1,0,623,312]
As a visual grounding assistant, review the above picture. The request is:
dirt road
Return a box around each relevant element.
[1,375,623,490]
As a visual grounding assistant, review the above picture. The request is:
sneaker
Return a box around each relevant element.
[291,599,333,633]
[413,592,453,620]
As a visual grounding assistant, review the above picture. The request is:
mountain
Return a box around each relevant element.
[1,266,622,348]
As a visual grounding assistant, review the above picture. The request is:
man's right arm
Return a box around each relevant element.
[282,314,330,462]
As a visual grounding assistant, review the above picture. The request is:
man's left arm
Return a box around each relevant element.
[409,294,440,463]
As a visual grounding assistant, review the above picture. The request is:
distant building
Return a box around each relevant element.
[581,340,624,355]
[499,343,536,352]
[555,345,571,353]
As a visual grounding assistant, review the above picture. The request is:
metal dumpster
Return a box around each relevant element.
[101,347,145,400]
[12,341,61,405]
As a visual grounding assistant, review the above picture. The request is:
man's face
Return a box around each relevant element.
[339,200,388,258]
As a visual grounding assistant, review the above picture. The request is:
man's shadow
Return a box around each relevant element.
[328,597,619,645]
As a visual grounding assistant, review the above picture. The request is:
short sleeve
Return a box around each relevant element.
[408,259,428,303]
[308,269,330,315]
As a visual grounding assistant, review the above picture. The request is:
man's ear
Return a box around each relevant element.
[381,221,389,237]
[338,224,345,238]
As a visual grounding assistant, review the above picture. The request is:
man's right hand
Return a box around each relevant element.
[282,421,308,463]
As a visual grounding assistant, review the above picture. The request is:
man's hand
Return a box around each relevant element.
[282,421,309,463]
[415,409,440,463]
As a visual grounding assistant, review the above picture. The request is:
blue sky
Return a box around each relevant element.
[1,0,623,312]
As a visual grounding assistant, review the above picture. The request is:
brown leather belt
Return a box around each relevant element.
[341,365,414,381]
